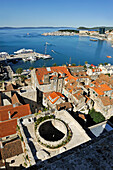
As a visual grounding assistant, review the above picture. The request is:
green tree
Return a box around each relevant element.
[16,68,23,75]
[29,67,34,70]
[53,63,57,66]
[89,66,93,69]
[20,75,27,82]
[104,62,108,66]
[85,61,88,64]
[71,63,76,66]
[99,63,103,66]
[89,108,105,123]
[84,65,87,69]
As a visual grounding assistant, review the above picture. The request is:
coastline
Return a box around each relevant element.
[41,31,109,41]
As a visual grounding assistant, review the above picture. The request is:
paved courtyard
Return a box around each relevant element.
[18,110,91,166]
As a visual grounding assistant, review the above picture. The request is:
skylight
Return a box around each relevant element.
[46,67,51,72]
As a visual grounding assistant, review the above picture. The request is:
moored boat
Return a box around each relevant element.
[107,56,112,58]
[90,39,98,41]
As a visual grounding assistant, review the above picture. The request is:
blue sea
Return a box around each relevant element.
[0,28,113,72]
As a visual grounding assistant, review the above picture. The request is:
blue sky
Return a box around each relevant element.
[0,0,113,27]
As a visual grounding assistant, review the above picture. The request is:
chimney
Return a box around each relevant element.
[8,111,11,119]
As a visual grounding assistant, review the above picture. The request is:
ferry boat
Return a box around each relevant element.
[14,48,33,54]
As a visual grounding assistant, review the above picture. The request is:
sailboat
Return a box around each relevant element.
[42,42,52,59]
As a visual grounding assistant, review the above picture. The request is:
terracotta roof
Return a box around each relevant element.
[65,75,78,82]
[6,83,14,91]
[91,87,104,95]
[55,92,64,98]
[44,92,54,98]
[85,95,91,103]
[1,139,23,159]
[92,68,102,72]
[0,119,17,138]
[100,84,112,91]
[0,105,13,111]
[73,90,83,100]
[50,75,57,80]
[90,83,112,96]
[48,91,64,104]
[0,104,31,121]
[99,96,113,106]
[78,114,86,120]
[36,66,71,85]
[11,93,21,105]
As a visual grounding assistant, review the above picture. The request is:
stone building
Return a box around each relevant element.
[43,91,65,111]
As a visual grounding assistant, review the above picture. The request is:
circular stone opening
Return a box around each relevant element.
[35,116,72,149]
[39,120,65,141]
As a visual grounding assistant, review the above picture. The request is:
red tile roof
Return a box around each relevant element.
[90,83,112,96]
[0,104,31,121]
[11,93,21,105]
[0,105,13,110]
[6,84,14,91]
[0,119,17,138]
[36,66,71,85]
[65,75,78,82]
[99,96,113,106]
[92,68,102,72]
[48,91,64,104]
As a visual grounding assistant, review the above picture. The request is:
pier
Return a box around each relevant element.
[0,52,52,62]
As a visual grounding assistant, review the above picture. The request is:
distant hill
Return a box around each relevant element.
[0,26,72,30]
[78,26,113,30]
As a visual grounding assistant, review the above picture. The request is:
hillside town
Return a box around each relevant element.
[0,62,113,169]
[42,28,113,42]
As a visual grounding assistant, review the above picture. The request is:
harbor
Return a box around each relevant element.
[0,28,113,72]
[0,49,52,63]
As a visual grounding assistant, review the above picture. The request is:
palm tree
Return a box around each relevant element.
[16,68,23,75]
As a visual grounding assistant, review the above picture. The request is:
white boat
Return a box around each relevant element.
[22,56,36,62]
[23,58,28,62]
[111,45,113,48]
[29,56,36,61]
[14,48,33,54]
[42,54,52,59]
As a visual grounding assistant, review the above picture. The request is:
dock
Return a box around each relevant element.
[0,52,52,62]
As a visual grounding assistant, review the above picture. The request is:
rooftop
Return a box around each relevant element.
[1,139,23,160]
[0,119,17,138]
[36,66,71,85]
[0,104,31,121]
[99,96,113,106]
